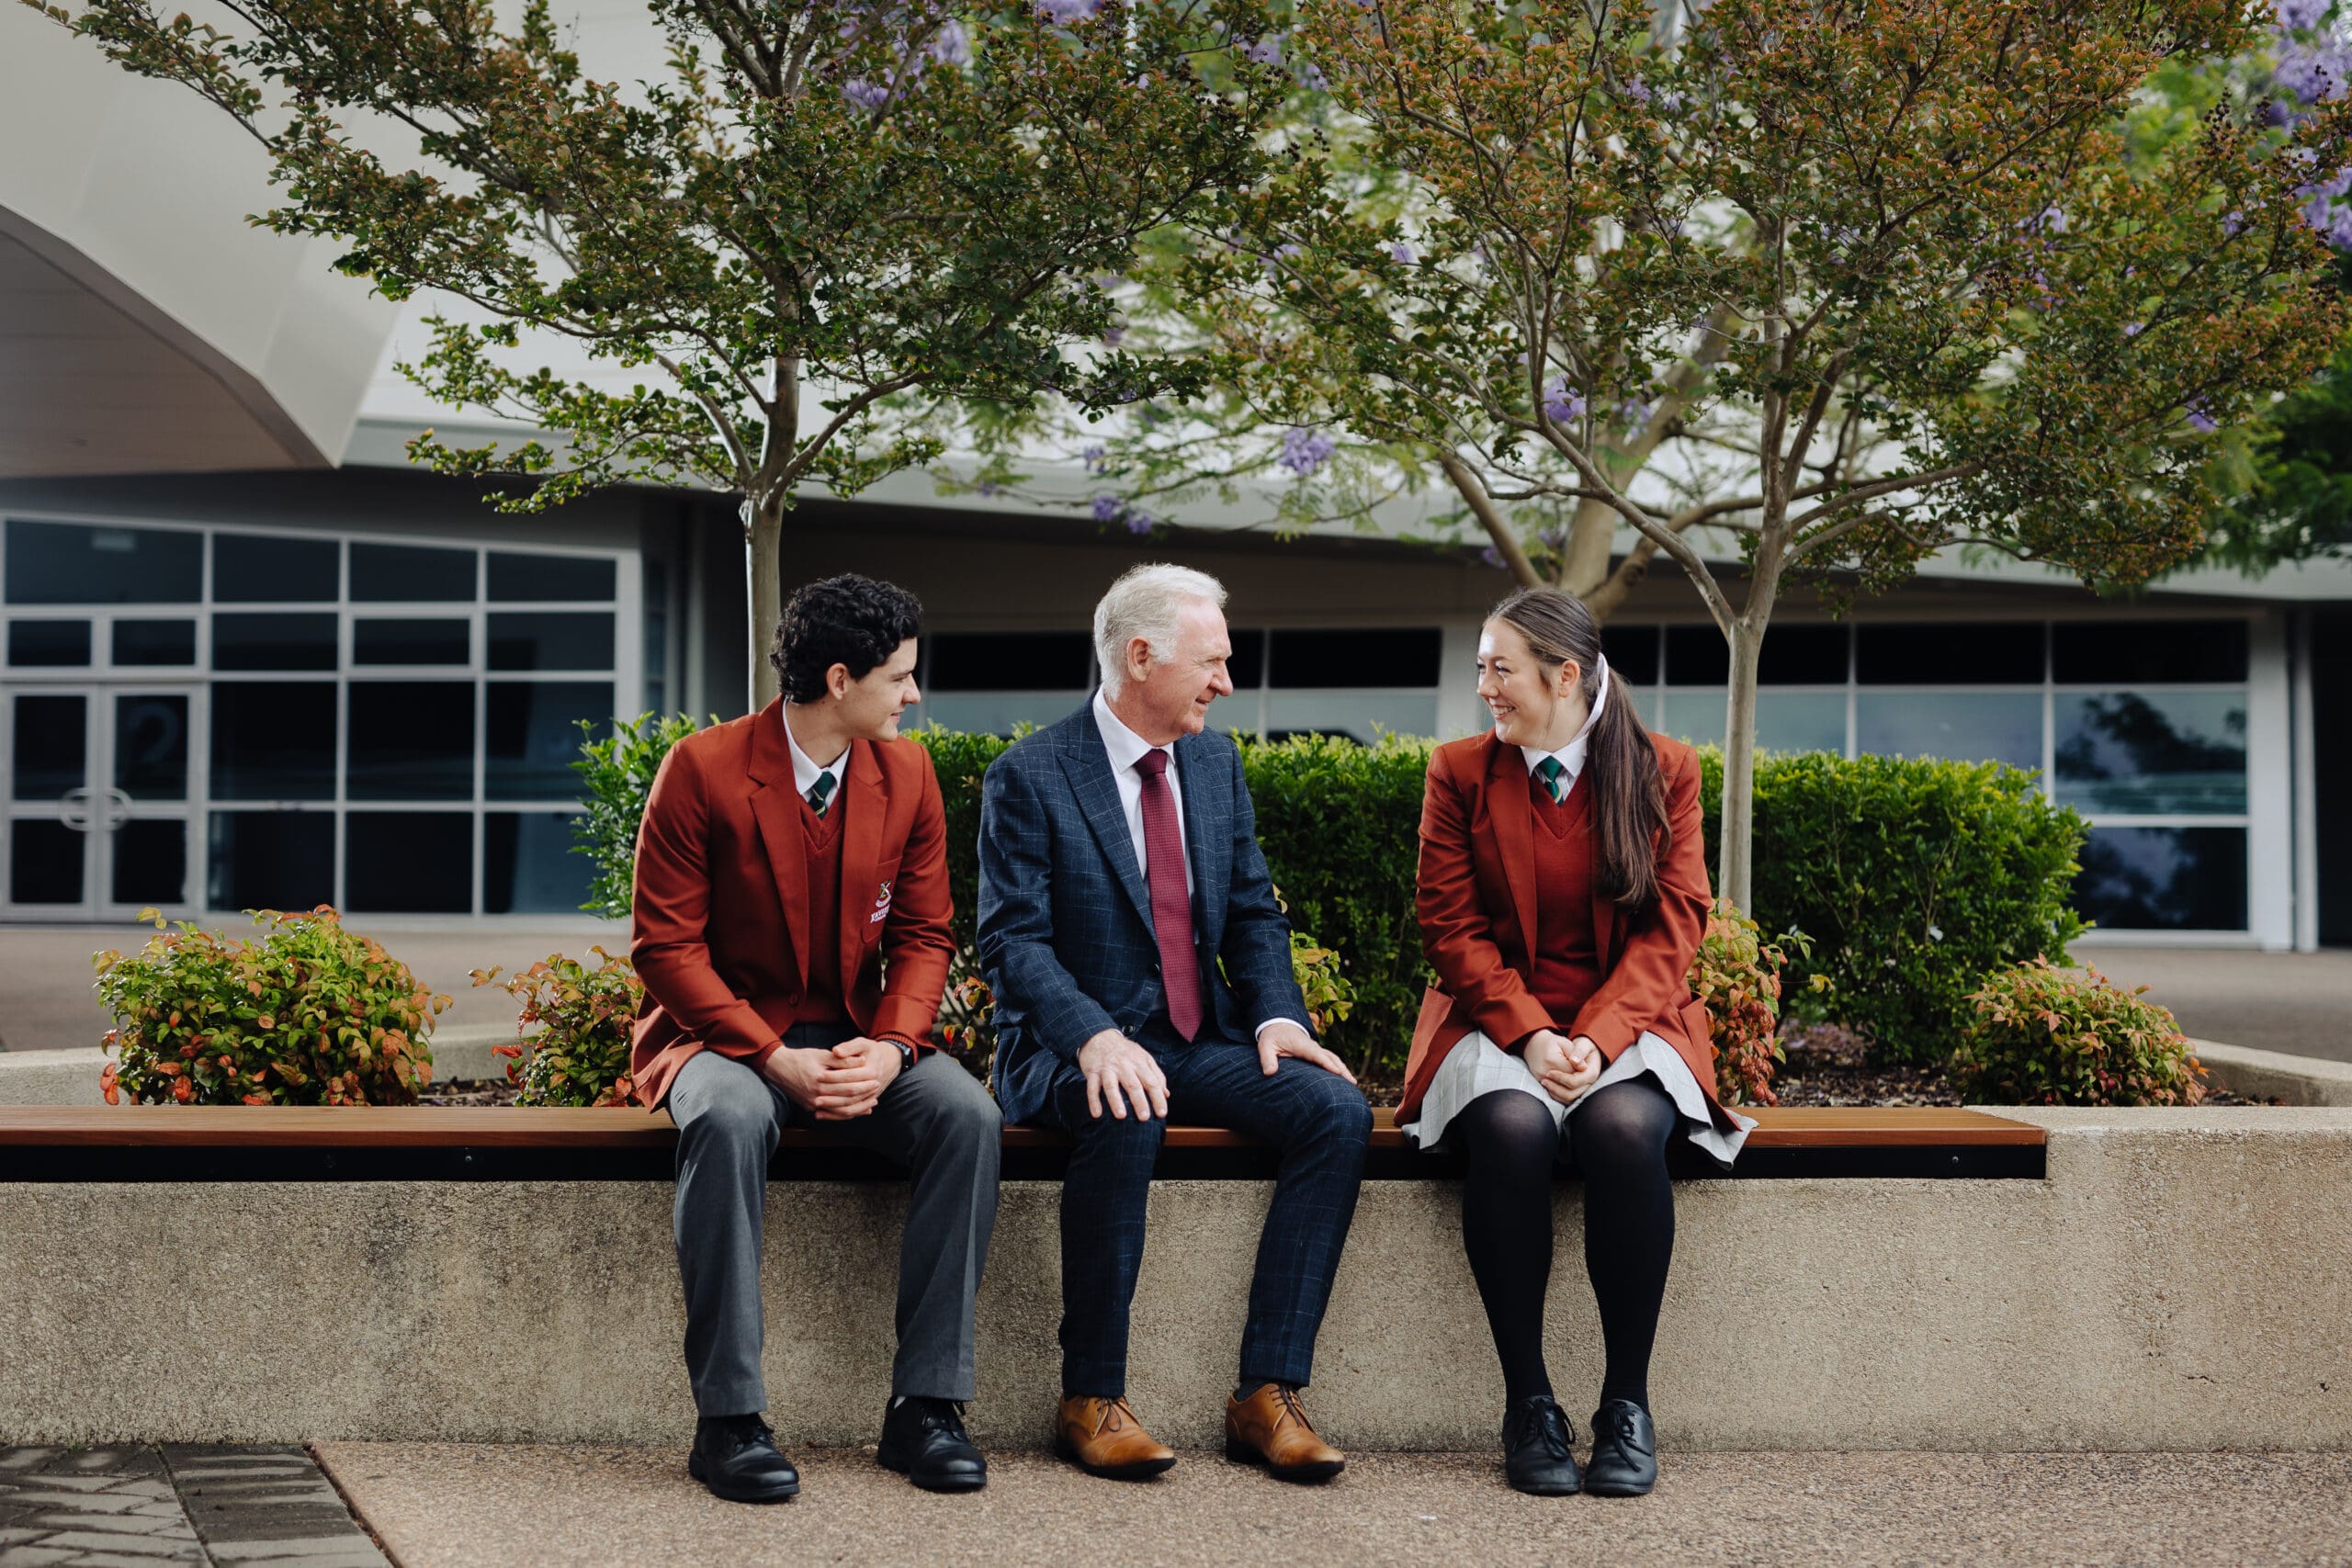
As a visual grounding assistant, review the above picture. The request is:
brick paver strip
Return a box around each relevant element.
[0,1447,388,1568]
[160,1449,387,1567]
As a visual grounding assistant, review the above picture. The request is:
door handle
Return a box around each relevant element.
[59,785,95,832]
[104,786,133,829]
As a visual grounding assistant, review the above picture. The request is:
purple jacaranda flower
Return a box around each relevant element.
[975,481,1002,498]
[1622,76,1652,105]
[1298,62,1329,91]
[1125,508,1157,536]
[1261,243,1303,276]
[1390,241,1416,264]
[1480,546,1507,570]
[2124,321,2145,337]
[1035,0,1100,22]
[2222,209,2247,238]
[1081,444,1107,471]
[843,77,891,112]
[2020,204,2067,235]
[1656,87,1688,114]
[1278,426,1338,478]
[2278,0,2329,29]
[926,18,970,66]
[1618,398,1654,430]
[2300,164,2352,249]
[1542,375,1587,425]
[2275,39,2349,104]
[1539,525,1566,551]
[1093,271,1126,290]
[1102,327,1125,346]
[2186,398,2219,433]
[1091,493,1123,523]
[1245,32,1285,64]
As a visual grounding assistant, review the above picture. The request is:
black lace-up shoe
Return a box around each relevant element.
[1501,1394,1582,1495]
[1583,1398,1659,1496]
[876,1396,989,1492]
[689,1413,800,1502]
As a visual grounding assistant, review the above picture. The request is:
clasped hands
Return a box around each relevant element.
[1522,1028,1602,1106]
[1075,1019,1355,1121]
[760,1035,902,1120]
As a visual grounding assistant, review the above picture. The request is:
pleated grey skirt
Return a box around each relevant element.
[1401,1028,1753,1168]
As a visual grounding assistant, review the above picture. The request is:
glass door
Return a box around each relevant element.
[4,685,201,919]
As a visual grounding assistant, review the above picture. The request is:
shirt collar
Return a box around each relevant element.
[780,706,849,799]
[1517,694,1607,786]
[1092,688,1170,776]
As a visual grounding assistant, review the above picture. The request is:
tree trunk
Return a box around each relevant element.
[747,495,784,709]
[1717,615,1761,912]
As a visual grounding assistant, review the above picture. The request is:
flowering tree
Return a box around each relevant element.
[1081,0,2351,910]
[23,0,1286,704]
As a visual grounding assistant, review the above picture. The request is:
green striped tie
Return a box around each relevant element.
[806,772,836,817]
[1535,756,1567,805]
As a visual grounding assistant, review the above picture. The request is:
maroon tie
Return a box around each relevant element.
[1134,749,1204,1042]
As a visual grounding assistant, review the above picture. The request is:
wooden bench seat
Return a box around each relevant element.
[0,1103,2045,1181]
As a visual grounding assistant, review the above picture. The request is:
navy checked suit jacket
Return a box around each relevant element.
[977,698,1312,1126]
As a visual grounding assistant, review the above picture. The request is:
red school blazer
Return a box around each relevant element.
[1399,727,1732,1130]
[628,700,957,1111]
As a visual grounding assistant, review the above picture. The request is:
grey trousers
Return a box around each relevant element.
[666,1027,1002,1416]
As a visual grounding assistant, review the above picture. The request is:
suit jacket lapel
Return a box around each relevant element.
[1058,706,1154,931]
[1175,731,1227,950]
[837,738,886,1000]
[1485,736,1542,960]
[745,700,810,983]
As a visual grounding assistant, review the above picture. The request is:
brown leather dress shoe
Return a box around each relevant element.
[1054,1395,1177,1480]
[1224,1382,1346,1483]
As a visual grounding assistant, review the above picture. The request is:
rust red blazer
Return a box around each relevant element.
[1401,727,1730,1129]
[628,701,956,1111]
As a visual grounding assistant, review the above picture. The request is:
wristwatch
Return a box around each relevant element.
[888,1039,918,1075]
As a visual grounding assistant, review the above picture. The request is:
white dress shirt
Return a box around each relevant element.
[1516,685,1608,790]
[781,708,848,804]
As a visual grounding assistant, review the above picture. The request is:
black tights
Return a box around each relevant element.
[1453,1080,1678,1411]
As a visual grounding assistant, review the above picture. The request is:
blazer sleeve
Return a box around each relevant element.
[870,748,957,1051]
[975,753,1121,1061]
[629,739,777,1063]
[1417,747,1554,1051]
[1568,746,1713,1056]
[1219,742,1312,1033]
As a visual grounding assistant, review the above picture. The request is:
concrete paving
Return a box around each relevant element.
[0,920,625,1055]
[2074,944,2352,1064]
[314,1443,2352,1568]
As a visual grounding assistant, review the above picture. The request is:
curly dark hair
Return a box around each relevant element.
[770,574,924,704]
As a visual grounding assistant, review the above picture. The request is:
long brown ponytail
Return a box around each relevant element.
[1490,587,1671,907]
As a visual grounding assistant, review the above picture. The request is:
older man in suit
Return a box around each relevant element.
[977,563,1373,1483]
[632,574,1001,1503]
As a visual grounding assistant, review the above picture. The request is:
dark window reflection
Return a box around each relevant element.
[1758,625,1850,685]
[484,811,591,913]
[486,612,616,671]
[486,682,610,800]
[1226,629,1266,690]
[1664,626,1728,685]
[2053,621,2248,684]
[1600,625,1660,686]
[112,619,196,666]
[354,618,469,665]
[210,682,336,800]
[345,811,472,912]
[1270,628,1442,688]
[2075,827,2247,931]
[212,533,338,603]
[112,819,187,907]
[213,613,338,672]
[8,620,90,667]
[1859,623,2044,684]
[926,632,1091,693]
[347,682,475,800]
[10,819,83,904]
[114,694,189,802]
[12,694,86,799]
[4,521,201,605]
[207,810,334,912]
[2053,693,2245,815]
[488,552,616,603]
[350,543,476,603]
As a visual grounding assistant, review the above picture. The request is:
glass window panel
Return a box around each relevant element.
[486,612,616,672]
[12,694,86,799]
[1261,691,1438,742]
[1600,625,1660,686]
[209,682,336,800]
[2053,691,2246,816]
[1854,691,2043,770]
[9,619,90,667]
[484,810,592,913]
[347,682,476,800]
[1663,626,1728,686]
[926,632,1091,693]
[113,694,188,802]
[1755,691,1849,754]
[10,819,84,904]
[213,613,337,672]
[210,533,337,603]
[643,558,670,713]
[4,520,201,605]
[1859,623,2044,685]
[112,818,187,907]
[1271,628,1441,688]
[353,618,469,666]
[1657,689,1724,748]
[2053,621,2248,684]
[915,692,1089,737]
[206,810,334,911]
[1758,625,1850,685]
[486,681,610,800]
[349,543,476,604]
[111,619,196,666]
[487,551,616,603]
[2075,826,2247,931]
[1226,628,1266,691]
[345,811,473,912]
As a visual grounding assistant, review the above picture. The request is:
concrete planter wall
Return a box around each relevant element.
[2,1108,2349,1452]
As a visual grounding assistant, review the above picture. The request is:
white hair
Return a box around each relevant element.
[1093,563,1227,694]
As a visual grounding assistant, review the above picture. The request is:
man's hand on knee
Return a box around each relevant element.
[1077,1029,1169,1122]
[1255,1020,1356,1084]
[757,1037,899,1121]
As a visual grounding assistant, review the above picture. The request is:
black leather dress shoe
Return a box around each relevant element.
[689,1413,800,1502]
[876,1396,989,1492]
[1500,1394,1582,1495]
[1583,1398,1659,1496]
